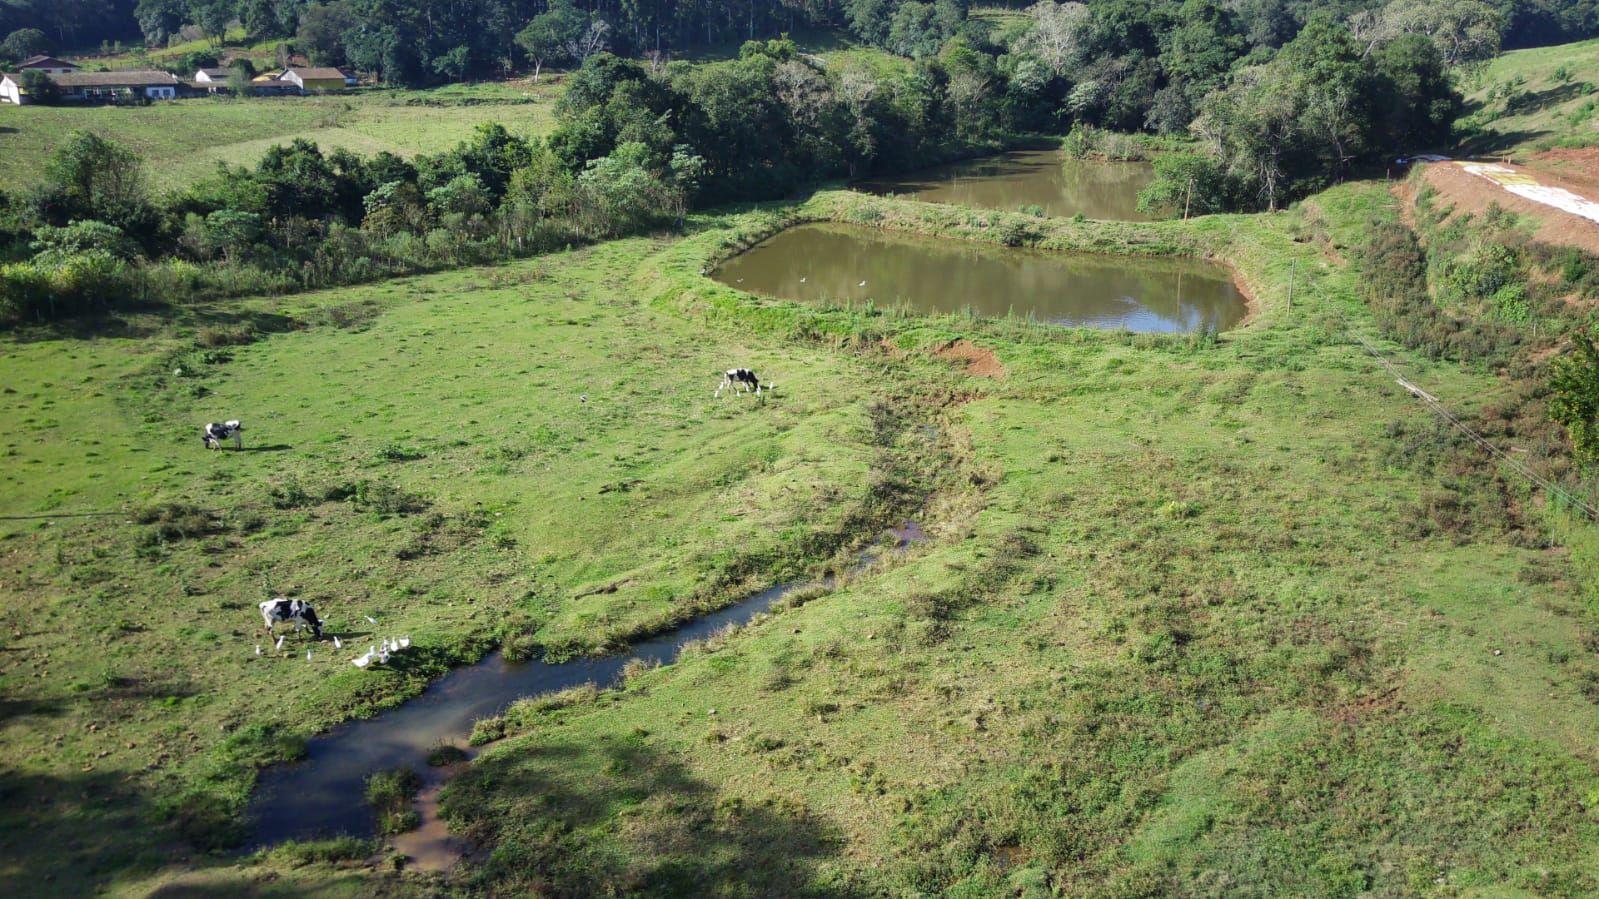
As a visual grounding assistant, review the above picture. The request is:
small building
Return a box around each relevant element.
[249,69,295,95]
[16,55,78,75]
[281,67,354,92]
[27,70,182,103]
[0,74,25,105]
[193,67,232,94]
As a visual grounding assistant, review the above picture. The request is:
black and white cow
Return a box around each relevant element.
[715,368,765,398]
[203,420,244,450]
[259,597,322,639]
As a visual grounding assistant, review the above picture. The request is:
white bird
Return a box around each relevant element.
[306,649,313,662]
[333,636,343,650]
[275,635,285,651]
[580,394,588,403]
[736,278,744,283]
[799,277,807,283]
[858,280,867,287]
[364,615,377,625]
[398,636,411,650]
[352,653,372,669]
[255,644,262,656]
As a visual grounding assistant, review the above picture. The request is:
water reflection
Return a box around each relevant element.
[855,149,1155,221]
[712,223,1247,334]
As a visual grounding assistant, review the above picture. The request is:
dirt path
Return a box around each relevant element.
[1419,160,1599,255]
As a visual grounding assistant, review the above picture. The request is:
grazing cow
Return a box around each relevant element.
[259,597,323,639]
[203,420,244,450]
[716,368,764,398]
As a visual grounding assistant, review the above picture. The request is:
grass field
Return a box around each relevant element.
[0,80,560,193]
[429,188,1599,895]
[5,40,1599,887]
[1460,37,1599,156]
[3,167,1598,896]
[0,228,962,894]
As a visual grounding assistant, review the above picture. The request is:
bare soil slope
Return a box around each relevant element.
[1418,160,1599,255]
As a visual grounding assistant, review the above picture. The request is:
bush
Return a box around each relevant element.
[365,768,422,835]
[132,502,224,544]
[0,251,137,324]
[1550,326,1599,470]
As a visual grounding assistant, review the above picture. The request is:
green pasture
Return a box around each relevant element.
[0,231,945,895]
[0,81,560,193]
[2,173,1598,895]
[1461,37,1599,156]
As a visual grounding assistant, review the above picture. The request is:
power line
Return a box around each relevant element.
[1335,304,1599,522]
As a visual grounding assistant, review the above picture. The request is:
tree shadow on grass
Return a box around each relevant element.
[445,736,857,897]
[0,767,164,898]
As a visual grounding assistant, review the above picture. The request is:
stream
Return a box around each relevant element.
[245,521,927,864]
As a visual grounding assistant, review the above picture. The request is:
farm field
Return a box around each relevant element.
[0,80,561,193]
[3,173,1598,896]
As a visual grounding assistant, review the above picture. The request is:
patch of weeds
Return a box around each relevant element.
[132,502,225,545]
[196,325,257,348]
[375,443,426,463]
[158,789,245,851]
[336,480,428,517]
[426,743,469,767]
[365,768,422,835]
[267,478,313,510]
[257,836,377,867]
[469,716,506,745]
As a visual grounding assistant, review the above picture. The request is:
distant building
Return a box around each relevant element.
[0,69,181,104]
[281,67,355,92]
[16,55,78,75]
[194,67,230,83]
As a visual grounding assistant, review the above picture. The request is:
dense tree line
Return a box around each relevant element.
[5,1,1596,75]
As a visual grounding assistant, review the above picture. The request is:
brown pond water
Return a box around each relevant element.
[712,223,1248,334]
[855,149,1155,220]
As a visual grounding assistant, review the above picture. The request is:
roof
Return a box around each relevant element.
[50,70,181,88]
[252,70,284,81]
[285,67,349,81]
[197,67,230,78]
[18,56,77,70]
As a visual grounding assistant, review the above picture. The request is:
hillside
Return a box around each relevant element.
[0,81,559,193]
[1461,37,1599,161]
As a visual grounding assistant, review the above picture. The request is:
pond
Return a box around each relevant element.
[711,224,1248,334]
[854,149,1155,221]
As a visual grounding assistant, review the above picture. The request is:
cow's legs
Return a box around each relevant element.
[232,433,242,450]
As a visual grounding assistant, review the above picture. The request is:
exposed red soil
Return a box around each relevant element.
[1418,162,1599,256]
[1528,147,1599,196]
[932,339,1005,378]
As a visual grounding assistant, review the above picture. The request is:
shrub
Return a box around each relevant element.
[426,743,469,766]
[1550,325,1599,470]
[196,325,257,348]
[132,502,224,544]
[364,768,422,835]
